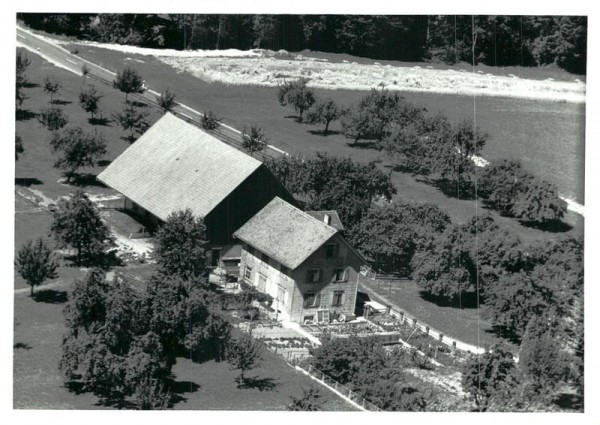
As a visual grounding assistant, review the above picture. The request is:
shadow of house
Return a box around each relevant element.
[97,113,296,264]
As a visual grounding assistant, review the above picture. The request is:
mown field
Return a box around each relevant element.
[14,50,355,411]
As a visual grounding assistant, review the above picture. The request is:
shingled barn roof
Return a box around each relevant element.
[233,197,338,270]
[97,113,262,221]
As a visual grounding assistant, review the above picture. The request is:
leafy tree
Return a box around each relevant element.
[305,98,342,135]
[252,15,277,48]
[112,103,149,142]
[360,379,427,411]
[241,124,267,156]
[411,224,477,302]
[287,386,325,411]
[51,191,113,266]
[81,63,89,80]
[201,108,221,130]
[37,106,69,131]
[339,106,371,144]
[278,78,315,121]
[112,66,145,102]
[462,345,518,411]
[518,316,570,403]
[153,209,210,280]
[43,75,61,103]
[227,332,263,386]
[49,126,107,183]
[351,202,451,274]
[16,50,31,109]
[267,153,396,231]
[15,134,24,160]
[15,239,58,296]
[79,85,103,121]
[157,87,177,112]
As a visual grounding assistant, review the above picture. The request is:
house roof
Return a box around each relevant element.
[233,197,338,270]
[306,210,345,231]
[97,113,262,221]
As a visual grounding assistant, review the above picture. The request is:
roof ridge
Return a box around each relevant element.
[274,197,337,235]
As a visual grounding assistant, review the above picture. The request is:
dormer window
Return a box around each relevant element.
[306,269,321,284]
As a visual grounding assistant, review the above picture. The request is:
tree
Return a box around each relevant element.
[227,332,263,386]
[277,78,315,121]
[351,202,451,275]
[79,85,103,121]
[15,134,24,160]
[201,108,221,130]
[51,191,113,266]
[153,209,210,280]
[16,50,31,110]
[49,127,107,183]
[15,239,58,296]
[112,103,149,142]
[462,345,518,411]
[37,106,69,131]
[305,98,342,135]
[287,386,325,411]
[252,15,277,48]
[43,75,61,104]
[112,66,145,102]
[157,87,177,113]
[241,125,267,156]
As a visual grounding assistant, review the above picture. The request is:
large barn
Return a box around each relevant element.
[97,112,296,265]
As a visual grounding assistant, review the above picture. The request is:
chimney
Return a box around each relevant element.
[323,213,331,226]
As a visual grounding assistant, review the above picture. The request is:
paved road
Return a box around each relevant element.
[17,25,288,160]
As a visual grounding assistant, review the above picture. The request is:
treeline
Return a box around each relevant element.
[18,14,587,74]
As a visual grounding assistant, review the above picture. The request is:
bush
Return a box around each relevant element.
[201,109,221,130]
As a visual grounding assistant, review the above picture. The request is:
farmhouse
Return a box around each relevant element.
[233,197,365,323]
[97,112,295,264]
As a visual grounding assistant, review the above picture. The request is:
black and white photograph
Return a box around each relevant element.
[6,2,597,421]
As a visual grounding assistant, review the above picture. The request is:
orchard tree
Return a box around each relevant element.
[37,106,69,131]
[227,332,263,386]
[49,127,107,183]
[16,134,24,160]
[79,85,103,121]
[43,75,61,103]
[15,239,58,296]
[157,87,177,113]
[16,50,31,110]
[351,202,451,275]
[113,66,145,102]
[112,103,149,142]
[241,124,267,156]
[51,191,113,266]
[305,98,342,135]
[153,209,210,280]
[278,78,315,121]
[287,387,325,411]
[340,106,372,145]
[462,345,518,411]
[201,109,221,130]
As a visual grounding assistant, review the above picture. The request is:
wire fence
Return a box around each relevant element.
[294,361,381,412]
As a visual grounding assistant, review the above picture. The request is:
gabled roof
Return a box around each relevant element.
[233,197,338,270]
[306,210,345,231]
[97,113,262,221]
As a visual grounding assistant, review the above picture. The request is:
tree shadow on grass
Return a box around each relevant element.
[345,140,379,150]
[520,219,573,233]
[418,290,479,309]
[237,376,277,391]
[168,380,200,405]
[22,82,39,88]
[16,109,37,121]
[308,129,341,137]
[51,99,72,106]
[130,100,149,108]
[33,289,68,304]
[14,342,32,350]
[89,117,111,126]
[96,159,112,167]
[15,177,43,187]
[484,325,522,346]
[71,173,107,189]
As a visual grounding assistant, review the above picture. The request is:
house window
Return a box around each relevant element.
[325,244,337,258]
[332,291,344,307]
[333,268,347,282]
[258,274,267,292]
[303,292,321,308]
[261,253,270,265]
[244,266,253,282]
[306,269,321,284]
